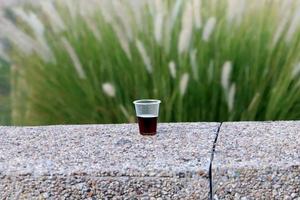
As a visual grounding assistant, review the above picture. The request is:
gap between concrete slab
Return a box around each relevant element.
[209,122,222,200]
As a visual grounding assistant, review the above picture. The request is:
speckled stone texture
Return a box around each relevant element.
[0,123,219,199]
[213,121,300,200]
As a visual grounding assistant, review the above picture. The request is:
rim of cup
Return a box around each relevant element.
[133,99,161,105]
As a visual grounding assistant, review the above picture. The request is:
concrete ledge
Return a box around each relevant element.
[0,123,219,199]
[213,121,300,199]
[1,121,300,199]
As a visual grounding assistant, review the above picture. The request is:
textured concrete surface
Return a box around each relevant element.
[0,123,219,199]
[213,121,300,200]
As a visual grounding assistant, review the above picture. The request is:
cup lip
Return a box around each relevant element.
[133,99,161,105]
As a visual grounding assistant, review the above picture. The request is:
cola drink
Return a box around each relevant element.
[137,114,158,135]
[133,99,161,136]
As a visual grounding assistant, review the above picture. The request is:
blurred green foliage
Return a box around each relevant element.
[0,60,10,125]
[1,0,300,125]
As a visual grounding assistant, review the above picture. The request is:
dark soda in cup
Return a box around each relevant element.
[133,99,161,136]
[137,115,158,135]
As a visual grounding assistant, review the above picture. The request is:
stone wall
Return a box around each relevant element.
[0,121,299,199]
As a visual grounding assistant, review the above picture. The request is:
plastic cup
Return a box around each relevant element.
[133,99,161,135]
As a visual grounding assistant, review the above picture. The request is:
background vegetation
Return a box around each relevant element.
[1,0,300,125]
[0,60,10,125]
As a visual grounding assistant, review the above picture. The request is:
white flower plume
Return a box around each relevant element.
[178,1,193,54]
[180,73,189,96]
[0,17,35,55]
[227,83,236,112]
[84,17,102,42]
[61,37,86,79]
[154,0,165,45]
[169,0,183,31]
[286,6,300,43]
[272,14,290,46]
[128,0,146,30]
[202,17,216,42]
[221,61,232,91]
[0,42,10,62]
[14,8,45,37]
[102,82,116,97]
[136,39,152,73]
[292,62,300,79]
[13,8,55,62]
[192,0,202,29]
[113,0,133,41]
[168,61,176,79]
[227,0,246,25]
[111,24,132,60]
[40,1,66,33]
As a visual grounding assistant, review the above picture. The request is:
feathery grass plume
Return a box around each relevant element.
[163,0,182,53]
[34,38,55,63]
[273,0,294,45]
[112,0,133,41]
[279,0,293,15]
[227,0,246,25]
[169,0,183,31]
[202,17,216,42]
[168,61,176,79]
[13,10,55,63]
[128,0,146,30]
[27,12,45,38]
[154,13,164,44]
[178,1,193,54]
[136,39,152,73]
[111,23,132,60]
[0,42,10,62]
[12,7,26,16]
[27,12,55,62]
[13,7,30,24]
[78,0,100,18]
[292,62,300,79]
[84,17,101,42]
[98,0,114,24]
[192,0,201,29]
[0,17,36,55]
[272,13,290,47]
[179,73,189,96]
[40,1,66,33]
[13,8,44,40]
[102,82,116,97]
[61,37,86,79]
[146,0,156,18]
[154,0,164,45]
[63,0,77,20]
[228,83,236,112]
[285,6,300,43]
[190,49,199,80]
[221,61,232,91]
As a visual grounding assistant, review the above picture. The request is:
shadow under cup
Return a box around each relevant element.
[133,99,161,135]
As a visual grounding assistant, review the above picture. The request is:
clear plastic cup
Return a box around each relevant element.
[133,99,161,135]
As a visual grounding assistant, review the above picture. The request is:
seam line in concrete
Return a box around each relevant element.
[209,122,222,200]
